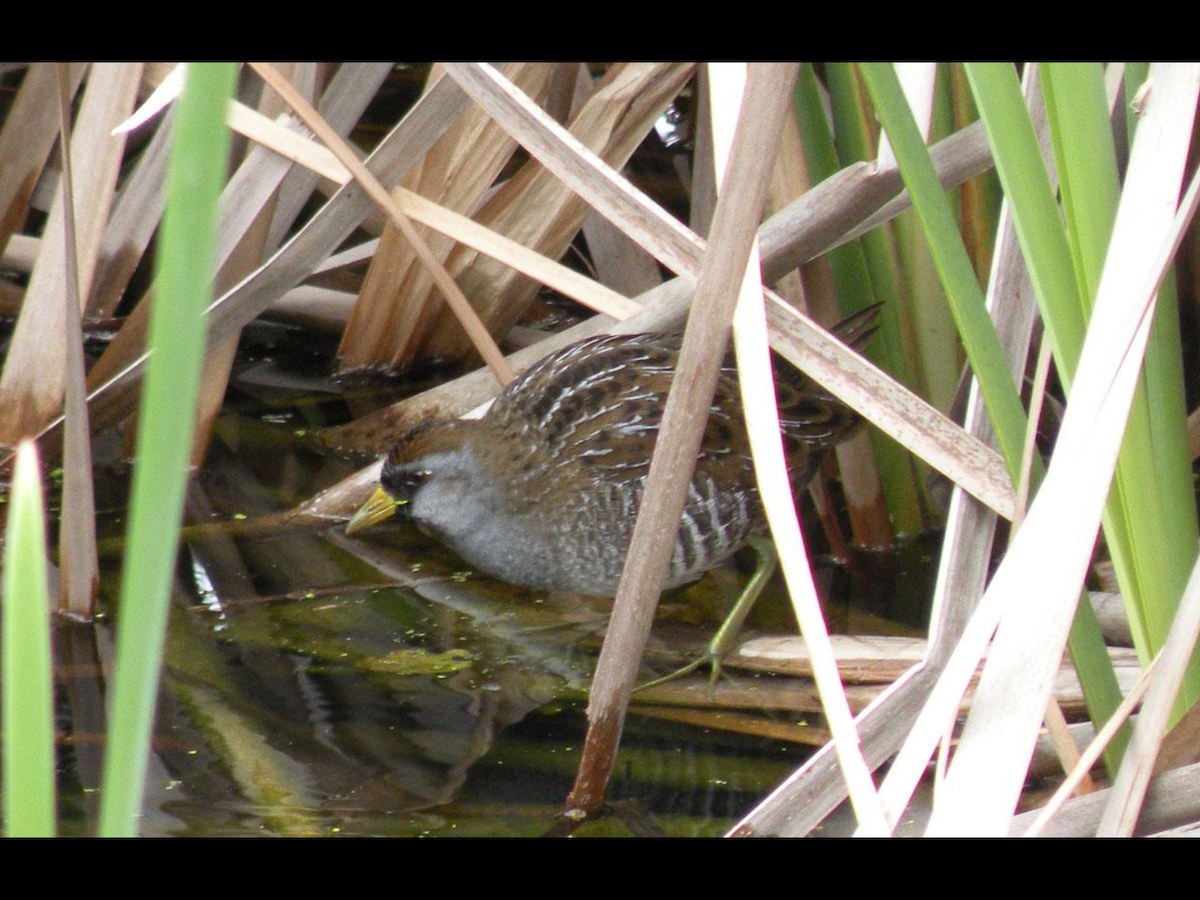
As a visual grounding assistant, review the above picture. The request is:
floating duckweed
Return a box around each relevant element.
[356,648,475,676]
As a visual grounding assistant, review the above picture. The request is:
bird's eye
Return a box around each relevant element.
[398,469,432,491]
[381,466,432,499]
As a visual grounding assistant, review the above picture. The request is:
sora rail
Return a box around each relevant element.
[346,307,879,608]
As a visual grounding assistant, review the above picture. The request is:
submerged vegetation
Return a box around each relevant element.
[0,62,1199,837]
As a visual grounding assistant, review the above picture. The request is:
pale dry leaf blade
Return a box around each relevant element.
[112,63,182,134]
[395,187,641,320]
[86,106,175,316]
[227,102,349,185]
[876,63,939,171]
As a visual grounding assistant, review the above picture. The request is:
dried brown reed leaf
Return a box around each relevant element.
[339,63,551,370]
[0,63,87,258]
[265,63,394,250]
[0,63,142,446]
[416,62,694,364]
[86,116,300,400]
[24,70,472,461]
[251,61,516,385]
[574,63,664,300]
[85,108,174,317]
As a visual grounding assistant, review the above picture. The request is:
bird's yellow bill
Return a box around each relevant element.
[346,486,400,535]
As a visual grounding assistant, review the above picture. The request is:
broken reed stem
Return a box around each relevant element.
[565,63,798,818]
